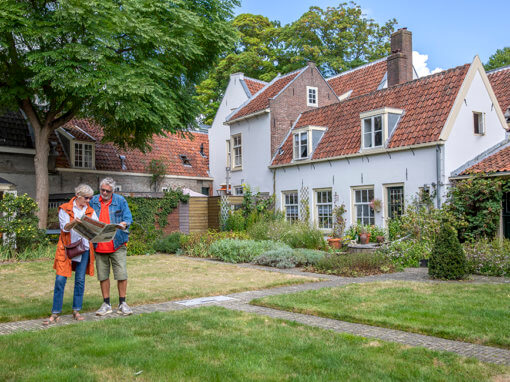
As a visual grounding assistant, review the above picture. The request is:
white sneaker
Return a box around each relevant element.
[117,302,133,316]
[95,302,113,316]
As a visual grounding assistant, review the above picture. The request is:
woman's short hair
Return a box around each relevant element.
[100,177,116,190]
[75,183,94,197]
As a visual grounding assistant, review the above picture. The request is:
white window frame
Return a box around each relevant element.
[232,134,242,169]
[314,188,333,229]
[226,139,231,167]
[234,186,244,196]
[282,191,299,222]
[352,186,375,226]
[114,185,122,192]
[73,141,94,169]
[292,126,327,161]
[473,111,485,135]
[307,86,318,107]
[360,107,404,151]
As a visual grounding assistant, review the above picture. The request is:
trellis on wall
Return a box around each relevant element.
[299,185,310,223]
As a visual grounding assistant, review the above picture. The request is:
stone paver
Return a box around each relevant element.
[1,265,509,366]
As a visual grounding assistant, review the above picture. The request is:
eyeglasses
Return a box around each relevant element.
[100,188,113,194]
[82,196,92,200]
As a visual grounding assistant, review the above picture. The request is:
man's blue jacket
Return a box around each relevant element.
[90,193,133,249]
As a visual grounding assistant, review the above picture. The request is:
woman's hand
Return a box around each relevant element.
[64,218,81,231]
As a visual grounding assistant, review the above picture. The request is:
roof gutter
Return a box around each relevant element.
[226,109,270,125]
[269,141,444,169]
[449,171,510,180]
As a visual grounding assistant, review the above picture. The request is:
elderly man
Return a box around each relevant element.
[90,177,133,316]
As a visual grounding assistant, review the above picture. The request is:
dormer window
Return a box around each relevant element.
[363,116,383,148]
[56,126,96,169]
[307,86,318,107]
[180,155,191,166]
[360,108,403,150]
[293,126,326,160]
[74,142,93,168]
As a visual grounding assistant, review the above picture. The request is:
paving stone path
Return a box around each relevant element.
[1,265,509,366]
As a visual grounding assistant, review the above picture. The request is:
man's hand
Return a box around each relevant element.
[119,222,128,230]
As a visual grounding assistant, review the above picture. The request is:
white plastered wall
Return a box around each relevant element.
[274,146,438,229]
[209,73,252,192]
[229,113,273,194]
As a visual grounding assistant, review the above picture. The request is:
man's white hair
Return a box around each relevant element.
[75,183,94,197]
[100,177,116,190]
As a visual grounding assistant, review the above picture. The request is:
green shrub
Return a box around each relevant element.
[248,219,326,250]
[209,239,290,263]
[344,224,384,243]
[311,251,394,277]
[252,248,297,269]
[378,239,429,268]
[127,223,159,256]
[153,232,181,254]
[0,243,56,261]
[429,222,467,280]
[224,209,246,232]
[180,230,250,258]
[463,238,510,277]
[252,248,328,269]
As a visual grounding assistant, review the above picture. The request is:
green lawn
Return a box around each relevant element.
[0,307,506,381]
[0,255,316,322]
[252,281,510,348]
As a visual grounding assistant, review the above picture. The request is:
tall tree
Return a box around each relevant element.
[0,0,238,228]
[484,47,510,71]
[196,2,396,124]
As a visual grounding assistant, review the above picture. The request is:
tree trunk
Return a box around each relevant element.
[33,123,51,229]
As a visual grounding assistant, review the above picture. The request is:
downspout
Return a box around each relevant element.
[436,144,442,208]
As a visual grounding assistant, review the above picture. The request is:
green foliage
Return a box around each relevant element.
[447,176,510,241]
[377,239,427,268]
[127,224,158,256]
[331,204,346,238]
[312,252,394,277]
[224,209,246,232]
[248,218,326,250]
[463,238,510,277]
[252,247,327,269]
[429,222,467,280]
[0,194,47,257]
[153,232,182,254]
[209,239,290,263]
[484,47,510,71]
[0,243,56,261]
[180,230,250,258]
[147,159,167,190]
[196,3,396,123]
[345,224,384,243]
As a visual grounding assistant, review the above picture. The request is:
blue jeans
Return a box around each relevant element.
[51,250,90,313]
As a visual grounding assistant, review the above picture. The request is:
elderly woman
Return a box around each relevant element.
[43,184,98,324]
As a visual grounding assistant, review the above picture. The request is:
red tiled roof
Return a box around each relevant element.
[488,66,510,114]
[462,145,510,174]
[243,78,267,96]
[56,119,209,178]
[273,64,470,166]
[228,69,304,121]
[327,59,387,99]
[61,124,96,142]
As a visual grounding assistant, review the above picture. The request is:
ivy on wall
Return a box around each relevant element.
[448,175,510,241]
[126,189,190,228]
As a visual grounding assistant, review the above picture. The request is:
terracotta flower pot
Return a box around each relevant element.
[376,235,385,244]
[327,238,342,249]
[359,233,370,245]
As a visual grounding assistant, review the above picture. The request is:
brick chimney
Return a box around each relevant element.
[387,28,413,87]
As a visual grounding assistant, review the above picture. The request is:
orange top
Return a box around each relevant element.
[95,196,115,253]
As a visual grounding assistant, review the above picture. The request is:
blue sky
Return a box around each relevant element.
[235,0,509,74]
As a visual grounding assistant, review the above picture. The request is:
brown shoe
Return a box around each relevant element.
[72,311,85,321]
[42,314,60,325]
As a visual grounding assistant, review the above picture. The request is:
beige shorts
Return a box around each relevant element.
[95,246,128,281]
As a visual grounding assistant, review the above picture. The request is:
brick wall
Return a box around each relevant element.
[269,63,338,156]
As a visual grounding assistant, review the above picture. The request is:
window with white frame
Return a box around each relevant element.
[387,186,404,219]
[363,115,383,149]
[354,188,374,225]
[232,134,242,168]
[283,191,299,222]
[307,86,318,107]
[293,131,308,159]
[473,112,485,135]
[74,142,93,168]
[315,189,332,229]
[234,186,244,195]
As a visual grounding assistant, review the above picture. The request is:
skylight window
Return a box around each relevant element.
[180,155,191,166]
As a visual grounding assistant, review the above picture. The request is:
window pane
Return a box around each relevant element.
[355,190,361,203]
[374,116,382,131]
[364,119,372,134]
[364,132,372,148]
[375,130,382,146]
[362,190,368,202]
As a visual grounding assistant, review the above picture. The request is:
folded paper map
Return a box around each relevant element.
[72,215,125,243]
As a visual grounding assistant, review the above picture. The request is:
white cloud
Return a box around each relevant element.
[412,51,443,77]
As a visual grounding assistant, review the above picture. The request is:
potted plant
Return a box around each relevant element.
[327,203,346,249]
[370,198,382,213]
[359,226,371,244]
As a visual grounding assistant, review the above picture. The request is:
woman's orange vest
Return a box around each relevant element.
[53,197,95,278]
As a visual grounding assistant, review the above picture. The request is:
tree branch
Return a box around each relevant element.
[49,102,82,129]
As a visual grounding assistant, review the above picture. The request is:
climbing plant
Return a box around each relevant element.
[447,174,510,241]
[147,159,167,191]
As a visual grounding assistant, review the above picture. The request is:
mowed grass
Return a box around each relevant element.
[0,307,507,381]
[253,281,510,348]
[0,255,316,322]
